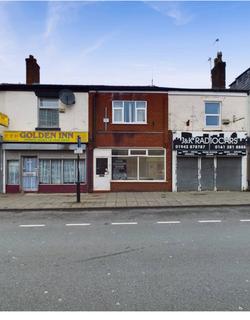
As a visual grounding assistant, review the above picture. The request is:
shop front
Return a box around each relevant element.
[2,130,88,193]
[172,131,247,191]
[93,147,168,192]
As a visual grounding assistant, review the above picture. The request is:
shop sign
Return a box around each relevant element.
[173,131,247,155]
[3,131,88,143]
[0,112,9,127]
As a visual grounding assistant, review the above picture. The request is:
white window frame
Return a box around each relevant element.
[204,101,221,129]
[111,148,166,182]
[112,101,147,124]
[38,98,59,129]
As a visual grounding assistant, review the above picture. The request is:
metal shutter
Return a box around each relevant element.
[201,158,214,191]
[177,157,198,191]
[216,157,241,191]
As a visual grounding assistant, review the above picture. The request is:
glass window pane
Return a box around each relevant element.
[39,160,50,184]
[205,102,220,114]
[137,109,145,122]
[8,160,19,185]
[113,101,123,108]
[136,101,146,109]
[51,160,61,184]
[40,99,59,109]
[112,149,128,155]
[75,160,85,182]
[63,160,75,183]
[206,115,219,126]
[124,102,131,122]
[130,150,146,155]
[113,108,122,122]
[39,109,59,128]
[79,160,85,182]
[139,157,164,180]
[148,149,164,156]
[112,157,137,180]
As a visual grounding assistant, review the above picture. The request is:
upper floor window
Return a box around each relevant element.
[205,102,221,127]
[39,98,59,128]
[112,101,147,124]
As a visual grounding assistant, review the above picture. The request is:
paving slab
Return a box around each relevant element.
[0,191,250,211]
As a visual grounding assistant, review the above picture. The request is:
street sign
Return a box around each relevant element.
[74,148,83,154]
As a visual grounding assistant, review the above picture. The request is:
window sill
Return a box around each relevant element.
[203,127,222,131]
[112,122,147,125]
[111,180,165,183]
[36,127,61,131]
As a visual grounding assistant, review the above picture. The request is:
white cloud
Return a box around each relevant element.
[146,1,194,26]
[43,1,91,39]
[80,31,119,59]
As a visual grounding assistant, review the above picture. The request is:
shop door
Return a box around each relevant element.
[216,157,241,191]
[22,157,38,191]
[201,158,214,191]
[94,149,111,191]
[177,157,198,191]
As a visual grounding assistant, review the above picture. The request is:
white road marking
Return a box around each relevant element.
[157,221,180,224]
[19,224,45,227]
[111,222,138,225]
[198,220,221,223]
[240,220,250,222]
[65,223,91,226]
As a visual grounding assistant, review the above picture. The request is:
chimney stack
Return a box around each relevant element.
[211,51,226,89]
[26,55,40,85]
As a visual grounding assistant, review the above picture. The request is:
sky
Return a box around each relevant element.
[0,1,250,88]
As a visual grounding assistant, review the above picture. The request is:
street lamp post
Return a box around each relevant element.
[75,135,82,203]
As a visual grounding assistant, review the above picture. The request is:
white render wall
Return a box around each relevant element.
[0,91,88,133]
[169,91,248,132]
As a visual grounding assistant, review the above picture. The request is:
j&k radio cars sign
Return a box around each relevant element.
[173,131,247,155]
[3,131,88,143]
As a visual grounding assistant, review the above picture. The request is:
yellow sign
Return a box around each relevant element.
[0,112,9,127]
[3,131,88,143]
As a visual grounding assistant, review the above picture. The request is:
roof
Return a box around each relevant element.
[0,83,248,94]
[229,67,250,86]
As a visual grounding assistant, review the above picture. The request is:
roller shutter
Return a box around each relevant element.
[177,157,198,191]
[216,157,241,191]
[201,158,214,191]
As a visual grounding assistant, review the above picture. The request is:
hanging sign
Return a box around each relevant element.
[0,112,9,127]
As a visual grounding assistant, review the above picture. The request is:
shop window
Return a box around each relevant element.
[112,149,165,181]
[112,101,147,124]
[39,98,59,128]
[39,160,50,184]
[205,102,221,127]
[139,157,164,180]
[51,160,61,184]
[7,160,19,185]
[39,159,85,184]
[112,157,137,180]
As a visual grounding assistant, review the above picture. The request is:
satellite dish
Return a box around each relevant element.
[59,89,75,106]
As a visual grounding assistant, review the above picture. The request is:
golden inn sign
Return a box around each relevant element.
[3,131,89,143]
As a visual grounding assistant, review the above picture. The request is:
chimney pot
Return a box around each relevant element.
[211,51,226,89]
[26,55,40,85]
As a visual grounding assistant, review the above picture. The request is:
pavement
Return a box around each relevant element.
[1,191,250,211]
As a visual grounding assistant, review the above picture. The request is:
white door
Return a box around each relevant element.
[22,157,38,191]
[94,149,111,191]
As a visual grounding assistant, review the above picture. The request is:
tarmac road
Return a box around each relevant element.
[1,206,250,311]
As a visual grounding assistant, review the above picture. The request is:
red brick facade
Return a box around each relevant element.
[89,91,172,192]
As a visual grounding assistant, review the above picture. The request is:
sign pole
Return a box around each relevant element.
[76,136,81,203]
